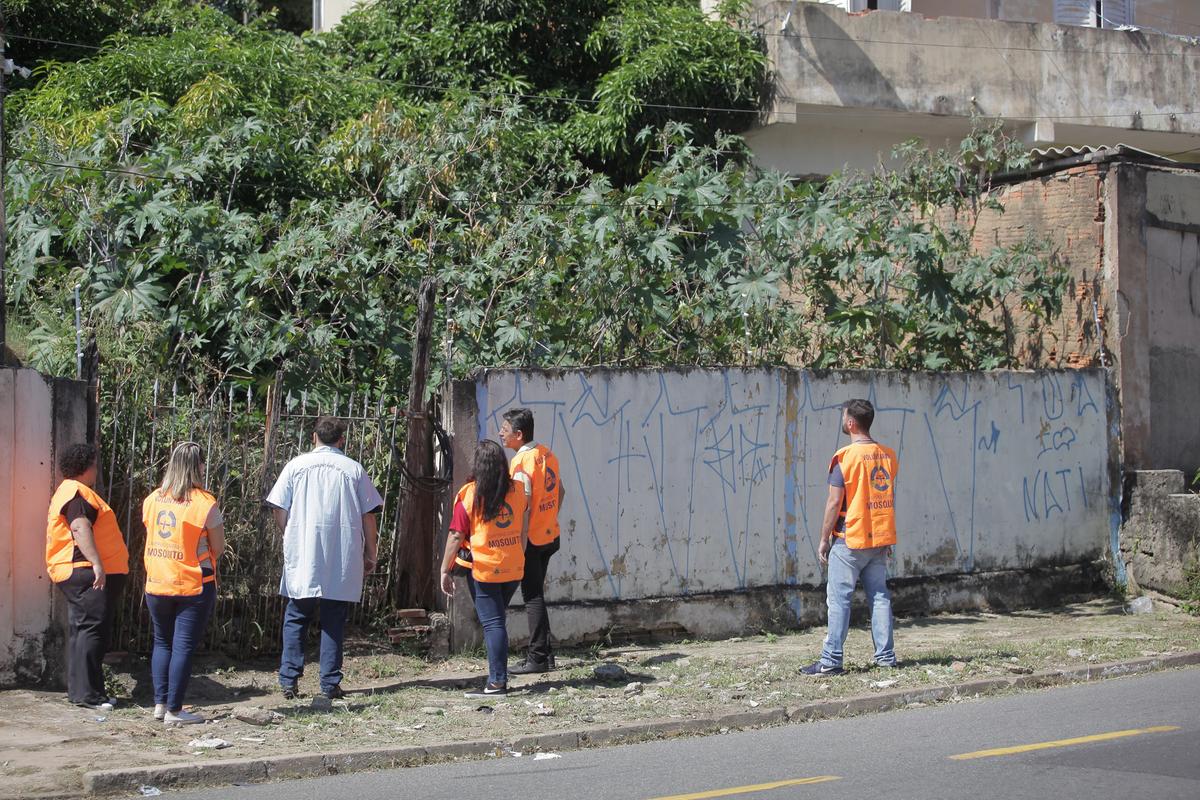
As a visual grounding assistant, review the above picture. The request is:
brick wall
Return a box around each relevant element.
[967,165,1112,369]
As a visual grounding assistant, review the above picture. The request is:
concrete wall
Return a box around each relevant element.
[315,0,364,31]
[446,369,1115,647]
[1143,170,1200,475]
[745,2,1200,176]
[913,0,1200,32]
[0,369,89,686]
[1120,470,1200,599]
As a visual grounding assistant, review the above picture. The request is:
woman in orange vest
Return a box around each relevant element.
[45,443,130,710]
[142,442,225,725]
[439,440,530,698]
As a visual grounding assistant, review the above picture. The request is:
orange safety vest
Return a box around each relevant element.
[142,489,219,596]
[455,481,527,583]
[510,444,561,546]
[830,441,899,550]
[45,480,129,583]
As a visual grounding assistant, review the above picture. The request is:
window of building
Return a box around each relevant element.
[1054,1,1135,28]
[816,1,910,11]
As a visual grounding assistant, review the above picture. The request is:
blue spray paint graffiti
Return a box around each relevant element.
[475,370,1113,603]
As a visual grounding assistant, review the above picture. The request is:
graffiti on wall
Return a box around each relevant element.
[472,369,1111,603]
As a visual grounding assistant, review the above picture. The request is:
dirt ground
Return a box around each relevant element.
[2,599,1198,799]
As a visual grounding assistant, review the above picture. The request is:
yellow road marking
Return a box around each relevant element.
[645,776,841,800]
[950,725,1181,760]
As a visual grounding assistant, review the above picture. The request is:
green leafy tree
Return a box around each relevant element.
[4,0,1065,394]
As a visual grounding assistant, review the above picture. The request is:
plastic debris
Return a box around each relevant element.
[870,679,899,689]
[188,736,232,750]
[533,752,561,760]
[138,786,162,797]
[1127,596,1154,615]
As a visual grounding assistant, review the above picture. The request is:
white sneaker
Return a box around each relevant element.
[163,709,204,726]
[153,703,166,720]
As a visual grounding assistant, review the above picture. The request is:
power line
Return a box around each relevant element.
[4,32,767,118]
[20,145,1117,219]
[760,13,1200,56]
[5,29,1200,124]
[1135,9,1200,33]
[14,18,1200,59]
[11,153,178,181]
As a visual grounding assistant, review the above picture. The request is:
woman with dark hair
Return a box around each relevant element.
[440,440,530,697]
[45,442,130,710]
[143,442,226,725]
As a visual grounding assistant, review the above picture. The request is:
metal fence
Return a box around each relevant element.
[101,377,409,656]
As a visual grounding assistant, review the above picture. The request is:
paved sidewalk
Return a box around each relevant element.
[2,599,1197,798]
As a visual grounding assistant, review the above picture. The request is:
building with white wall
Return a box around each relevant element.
[734,1,1200,177]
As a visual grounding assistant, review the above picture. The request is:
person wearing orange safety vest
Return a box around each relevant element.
[499,407,565,675]
[801,399,899,676]
[45,442,130,710]
[142,442,226,725]
[439,439,530,698]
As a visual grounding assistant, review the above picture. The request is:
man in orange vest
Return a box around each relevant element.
[45,443,130,709]
[801,399,898,675]
[499,408,564,674]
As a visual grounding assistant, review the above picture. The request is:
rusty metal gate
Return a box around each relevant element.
[100,377,409,656]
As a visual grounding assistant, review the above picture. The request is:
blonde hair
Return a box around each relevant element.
[160,441,206,502]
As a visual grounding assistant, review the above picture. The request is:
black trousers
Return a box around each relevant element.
[56,568,126,704]
[520,538,559,664]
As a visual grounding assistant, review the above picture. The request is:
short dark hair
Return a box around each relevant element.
[314,416,347,445]
[843,399,875,432]
[503,407,534,443]
[60,443,97,479]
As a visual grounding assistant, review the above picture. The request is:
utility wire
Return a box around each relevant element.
[4,29,1200,124]
[14,148,1101,214]
[1134,9,1200,33]
[12,22,1200,59]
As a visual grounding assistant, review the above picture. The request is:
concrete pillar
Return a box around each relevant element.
[0,368,88,686]
[1108,164,1150,469]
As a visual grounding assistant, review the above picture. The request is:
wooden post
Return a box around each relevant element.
[83,335,99,445]
[392,277,438,610]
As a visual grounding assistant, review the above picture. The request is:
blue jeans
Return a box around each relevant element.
[146,583,216,711]
[468,575,519,686]
[279,597,350,694]
[820,539,896,669]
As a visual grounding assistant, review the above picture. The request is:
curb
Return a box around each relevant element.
[83,651,1200,795]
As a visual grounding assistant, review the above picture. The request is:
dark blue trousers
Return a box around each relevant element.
[146,583,215,711]
[467,575,519,685]
[279,597,350,694]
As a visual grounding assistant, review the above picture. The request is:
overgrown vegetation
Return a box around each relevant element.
[4,0,1066,397]
[1179,557,1200,615]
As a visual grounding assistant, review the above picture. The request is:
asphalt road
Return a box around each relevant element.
[166,668,1200,800]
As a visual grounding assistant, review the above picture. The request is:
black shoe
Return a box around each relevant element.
[281,685,300,700]
[464,682,507,698]
[320,685,347,700]
[510,659,550,675]
[76,698,115,711]
[799,660,844,676]
[548,654,557,669]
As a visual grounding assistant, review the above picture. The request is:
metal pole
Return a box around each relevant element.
[74,283,82,379]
